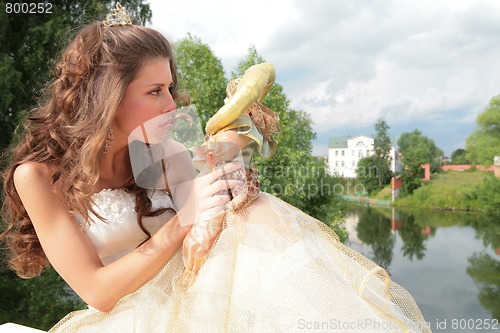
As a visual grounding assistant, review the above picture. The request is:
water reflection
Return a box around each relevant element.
[467,253,500,320]
[348,206,434,272]
[398,211,431,262]
[346,205,499,331]
[465,212,500,321]
[354,206,395,270]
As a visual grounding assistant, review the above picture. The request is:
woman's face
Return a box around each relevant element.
[114,57,177,144]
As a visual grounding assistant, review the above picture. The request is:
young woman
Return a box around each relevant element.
[2,4,431,333]
[1,3,238,321]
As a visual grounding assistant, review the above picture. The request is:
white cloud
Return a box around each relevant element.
[149,0,299,68]
[149,0,500,155]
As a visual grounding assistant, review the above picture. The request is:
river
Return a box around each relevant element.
[345,204,499,333]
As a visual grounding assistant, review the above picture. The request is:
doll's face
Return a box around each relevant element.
[114,57,177,143]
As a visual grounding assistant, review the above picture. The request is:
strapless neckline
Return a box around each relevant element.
[80,189,175,266]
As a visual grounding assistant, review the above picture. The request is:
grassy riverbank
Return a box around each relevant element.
[394,170,497,212]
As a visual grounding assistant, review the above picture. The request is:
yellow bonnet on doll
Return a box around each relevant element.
[205,63,280,159]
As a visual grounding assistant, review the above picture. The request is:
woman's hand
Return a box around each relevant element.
[172,161,243,227]
[181,205,225,286]
[179,160,245,286]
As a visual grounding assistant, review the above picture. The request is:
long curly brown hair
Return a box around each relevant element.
[1,22,181,278]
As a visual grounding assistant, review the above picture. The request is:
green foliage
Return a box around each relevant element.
[0,247,85,330]
[328,219,348,244]
[174,34,227,131]
[231,46,264,79]
[373,118,392,161]
[0,0,152,145]
[400,168,422,197]
[398,129,443,195]
[371,184,392,200]
[470,175,500,215]
[232,47,344,228]
[466,95,500,167]
[395,170,493,211]
[450,148,470,164]
[356,156,381,194]
[254,133,345,223]
[398,129,443,173]
[355,119,393,195]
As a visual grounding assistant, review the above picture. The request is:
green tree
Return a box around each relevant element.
[355,156,380,194]
[0,0,152,146]
[1,239,86,329]
[373,119,392,162]
[450,148,470,164]
[233,46,345,229]
[397,129,443,195]
[174,34,227,131]
[466,95,500,167]
[356,119,393,194]
[473,175,500,215]
[0,266,85,330]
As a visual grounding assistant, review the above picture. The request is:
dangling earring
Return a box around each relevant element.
[104,126,114,154]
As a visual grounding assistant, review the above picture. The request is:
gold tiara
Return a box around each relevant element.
[103,2,132,27]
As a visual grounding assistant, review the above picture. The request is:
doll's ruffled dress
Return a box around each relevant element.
[50,109,431,333]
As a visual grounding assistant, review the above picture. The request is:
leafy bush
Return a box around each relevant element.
[473,175,500,215]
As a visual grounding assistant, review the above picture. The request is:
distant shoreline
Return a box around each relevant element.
[345,170,499,215]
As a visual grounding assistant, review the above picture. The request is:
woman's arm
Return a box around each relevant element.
[13,161,237,312]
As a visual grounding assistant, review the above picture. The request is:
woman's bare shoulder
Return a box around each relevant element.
[13,161,56,191]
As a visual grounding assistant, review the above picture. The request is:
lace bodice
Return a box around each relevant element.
[76,189,175,266]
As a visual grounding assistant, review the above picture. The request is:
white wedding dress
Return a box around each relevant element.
[50,186,431,333]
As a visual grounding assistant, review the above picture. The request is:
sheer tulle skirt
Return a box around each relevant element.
[50,193,430,333]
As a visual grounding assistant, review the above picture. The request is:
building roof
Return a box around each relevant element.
[329,134,397,149]
[328,135,373,148]
[328,136,350,148]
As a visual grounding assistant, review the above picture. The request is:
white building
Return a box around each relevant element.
[328,135,398,178]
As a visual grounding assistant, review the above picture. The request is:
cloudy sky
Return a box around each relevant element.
[148,0,500,157]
